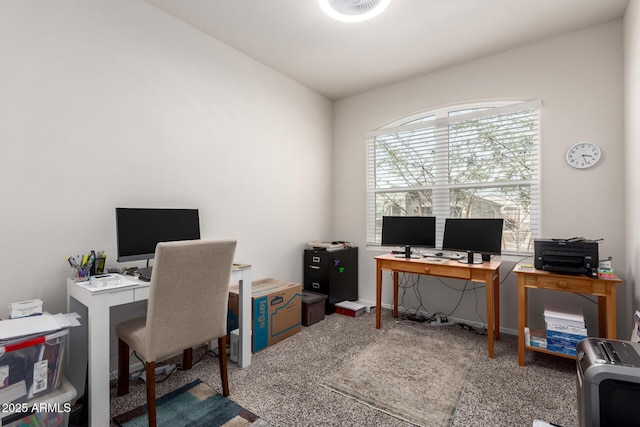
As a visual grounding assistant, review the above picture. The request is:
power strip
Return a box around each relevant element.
[131,364,176,382]
[429,313,452,326]
[429,321,454,327]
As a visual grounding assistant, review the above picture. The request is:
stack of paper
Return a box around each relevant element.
[544,304,585,328]
[544,304,587,356]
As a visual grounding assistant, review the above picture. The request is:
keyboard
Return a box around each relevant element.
[137,267,153,282]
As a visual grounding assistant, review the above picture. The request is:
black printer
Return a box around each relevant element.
[534,237,598,277]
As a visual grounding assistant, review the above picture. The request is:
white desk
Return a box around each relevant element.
[66,264,251,427]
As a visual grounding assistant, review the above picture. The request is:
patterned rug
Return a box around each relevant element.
[320,326,480,427]
[112,379,270,427]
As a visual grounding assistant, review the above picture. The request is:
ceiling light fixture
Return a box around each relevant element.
[318,0,391,23]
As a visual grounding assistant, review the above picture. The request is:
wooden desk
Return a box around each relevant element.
[515,266,621,366]
[375,254,502,358]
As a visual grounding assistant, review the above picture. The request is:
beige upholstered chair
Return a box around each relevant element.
[116,239,236,427]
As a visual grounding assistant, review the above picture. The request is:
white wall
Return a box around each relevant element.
[625,0,640,333]
[333,21,627,336]
[1,1,633,351]
[0,0,333,322]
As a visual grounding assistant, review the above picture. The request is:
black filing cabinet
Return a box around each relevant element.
[304,247,358,313]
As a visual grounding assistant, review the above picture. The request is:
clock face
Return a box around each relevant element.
[566,142,601,169]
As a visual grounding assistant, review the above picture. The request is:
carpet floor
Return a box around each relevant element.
[320,327,479,426]
[110,309,577,427]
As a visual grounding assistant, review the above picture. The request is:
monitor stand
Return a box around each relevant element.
[394,245,421,259]
[457,251,483,264]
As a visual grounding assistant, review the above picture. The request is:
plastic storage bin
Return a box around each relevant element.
[1,376,76,427]
[0,329,68,404]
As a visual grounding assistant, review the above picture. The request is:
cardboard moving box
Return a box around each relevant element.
[228,278,302,353]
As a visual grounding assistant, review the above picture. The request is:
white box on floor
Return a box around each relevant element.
[229,328,251,363]
[335,300,366,317]
[230,329,239,363]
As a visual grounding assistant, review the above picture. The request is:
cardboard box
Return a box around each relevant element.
[228,278,302,353]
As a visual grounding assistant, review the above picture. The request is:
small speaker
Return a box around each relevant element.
[481,253,491,262]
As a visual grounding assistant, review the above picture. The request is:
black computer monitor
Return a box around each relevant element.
[115,208,201,263]
[442,218,504,264]
[381,216,436,258]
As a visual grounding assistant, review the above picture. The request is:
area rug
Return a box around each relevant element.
[320,327,479,426]
[112,379,270,427]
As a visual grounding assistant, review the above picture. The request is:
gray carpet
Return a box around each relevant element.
[110,309,578,427]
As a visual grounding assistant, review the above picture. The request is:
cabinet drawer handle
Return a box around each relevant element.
[312,256,320,263]
[312,282,320,289]
[557,280,568,289]
[310,265,320,270]
[424,267,430,273]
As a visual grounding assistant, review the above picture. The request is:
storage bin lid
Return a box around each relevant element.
[302,290,328,304]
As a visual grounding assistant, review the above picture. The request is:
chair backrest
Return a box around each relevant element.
[144,239,236,361]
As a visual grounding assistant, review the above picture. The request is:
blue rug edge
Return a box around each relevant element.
[112,379,262,427]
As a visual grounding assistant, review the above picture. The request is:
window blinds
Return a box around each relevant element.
[366,100,541,254]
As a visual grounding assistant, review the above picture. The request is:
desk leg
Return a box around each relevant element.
[517,276,527,366]
[601,283,617,339]
[493,272,500,341]
[84,294,110,426]
[376,261,382,329]
[67,296,88,401]
[393,272,399,318]
[237,269,252,368]
[598,296,607,338]
[485,272,495,359]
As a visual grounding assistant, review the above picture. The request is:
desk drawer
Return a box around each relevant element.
[421,264,471,280]
[528,275,593,293]
[108,288,136,306]
[134,286,150,301]
[387,262,472,280]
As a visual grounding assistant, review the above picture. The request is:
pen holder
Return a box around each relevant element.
[71,266,91,282]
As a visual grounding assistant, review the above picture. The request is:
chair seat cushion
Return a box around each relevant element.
[116,316,149,360]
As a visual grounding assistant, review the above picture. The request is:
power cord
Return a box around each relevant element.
[131,352,175,383]
[457,322,486,335]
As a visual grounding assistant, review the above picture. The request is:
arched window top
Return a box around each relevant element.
[366,100,542,256]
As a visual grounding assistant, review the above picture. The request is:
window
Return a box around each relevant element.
[366,100,541,255]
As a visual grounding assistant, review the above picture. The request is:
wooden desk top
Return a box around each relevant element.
[514,264,621,282]
[375,253,501,282]
[375,253,501,270]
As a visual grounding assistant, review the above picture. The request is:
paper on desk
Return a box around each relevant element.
[0,313,81,341]
[74,273,138,292]
[423,257,448,264]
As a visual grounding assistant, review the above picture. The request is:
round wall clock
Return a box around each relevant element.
[565,142,601,169]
